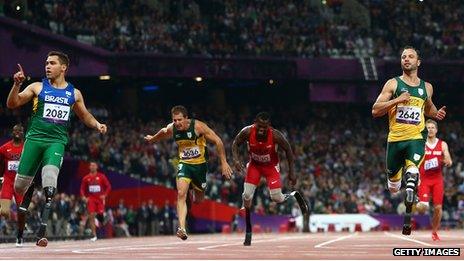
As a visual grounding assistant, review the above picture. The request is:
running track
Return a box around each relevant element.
[1,230,463,259]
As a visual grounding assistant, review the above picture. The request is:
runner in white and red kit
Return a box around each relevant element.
[417,119,452,241]
[80,161,111,241]
[232,112,308,246]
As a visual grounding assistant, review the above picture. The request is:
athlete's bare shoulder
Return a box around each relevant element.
[424,81,433,97]
[28,81,43,95]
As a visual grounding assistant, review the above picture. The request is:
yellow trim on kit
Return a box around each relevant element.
[390,168,403,182]
[32,97,38,113]
[177,177,192,183]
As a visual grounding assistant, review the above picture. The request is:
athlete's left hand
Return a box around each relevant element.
[97,123,107,134]
[435,106,446,120]
[443,158,452,167]
[221,162,233,180]
[288,173,297,188]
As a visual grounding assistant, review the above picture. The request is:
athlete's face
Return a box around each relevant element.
[426,123,437,138]
[401,49,420,72]
[89,162,98,173]
[172,113,188,131]
[12,125,24,141]
[255,119,270,137]
[45,55,67,79]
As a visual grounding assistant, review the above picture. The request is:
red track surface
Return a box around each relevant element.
[1,230,463,259]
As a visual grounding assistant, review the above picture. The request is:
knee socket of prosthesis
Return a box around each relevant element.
[44,186,56,205]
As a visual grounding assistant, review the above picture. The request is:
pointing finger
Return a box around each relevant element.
[17,63,25,74]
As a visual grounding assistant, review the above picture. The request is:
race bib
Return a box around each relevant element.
[7,160,19,171]
[88,185,101,193]
[251,153,271,163]
[396,106,421,125]
[43,103,70,122]
[181,146,201,160]
[424,157,439,171]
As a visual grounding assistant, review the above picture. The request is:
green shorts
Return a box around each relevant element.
[386,139,425,181]
[18,139,65,177]
[177,162,208,192]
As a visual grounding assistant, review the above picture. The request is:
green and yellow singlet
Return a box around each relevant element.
[387,77,427,142]
[173,119,208,164]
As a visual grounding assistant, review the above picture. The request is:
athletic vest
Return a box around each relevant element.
[173,119,208,164]
[248,124,279,165]
[423,139,444,178]
[387,77,427,142]
[26,78,76,144]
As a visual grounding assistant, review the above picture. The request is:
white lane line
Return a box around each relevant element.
[314,232,358,248]
[198,235,309,250]
[383,231,433,246]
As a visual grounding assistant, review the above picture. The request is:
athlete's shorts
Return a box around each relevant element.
[87,198,105,214]
[17,139,65,177]
[245,162,281,189]
[177,162,208,192]
[0,173,24,204]
[418,175,444,205]
[386,139,425,181]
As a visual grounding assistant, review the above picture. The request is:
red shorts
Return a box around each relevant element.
[245,162,281,189]
[418,176,443,205]
[0,173,23,204]
[87,198,105,214]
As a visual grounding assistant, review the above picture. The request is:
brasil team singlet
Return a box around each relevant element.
[26,78,76,145]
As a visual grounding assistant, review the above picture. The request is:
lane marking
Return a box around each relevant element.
[314,233,358,248]
[383,231,433,246]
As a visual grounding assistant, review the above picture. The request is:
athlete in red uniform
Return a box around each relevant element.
[232,112,308,245]
[80,161,111,241]
[417,119,452,241]
[0,124,25,218]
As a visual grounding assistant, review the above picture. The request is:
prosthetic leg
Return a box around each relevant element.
[36,186,56,247]
[290,191,310,232]
[16,182,35,247]
[402,167,419,235]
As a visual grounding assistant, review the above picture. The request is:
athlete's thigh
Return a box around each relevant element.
[404,139,425,167]
[0,174,15,199]
[431,178,444,206]
[418,178,432,203]
[42,143,65,168]
[189,163,208,192]
[262,164,282,189]
[17,140,46,177]
[386,141,406,181]
[245,162,261,186]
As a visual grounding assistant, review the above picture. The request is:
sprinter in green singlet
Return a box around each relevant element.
[372,46,446,235]
[144,105,232,241]
[7,51,107,247]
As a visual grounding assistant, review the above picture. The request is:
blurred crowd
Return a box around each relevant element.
[2,0,464,59]
[2,101,463,237]
[0,190,178,238]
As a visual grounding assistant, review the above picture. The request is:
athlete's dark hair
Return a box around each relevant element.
[171,105,189,117]
[400,46,421,60]
[255,112,271,122]
[47,51,70,67]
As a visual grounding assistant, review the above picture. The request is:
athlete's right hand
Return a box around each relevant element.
[144,135,155,143]
[96,123,107,134]
[221,162,233,180]
[13,64,26,86]
[233,160,244,173]
[396,91,410,104]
